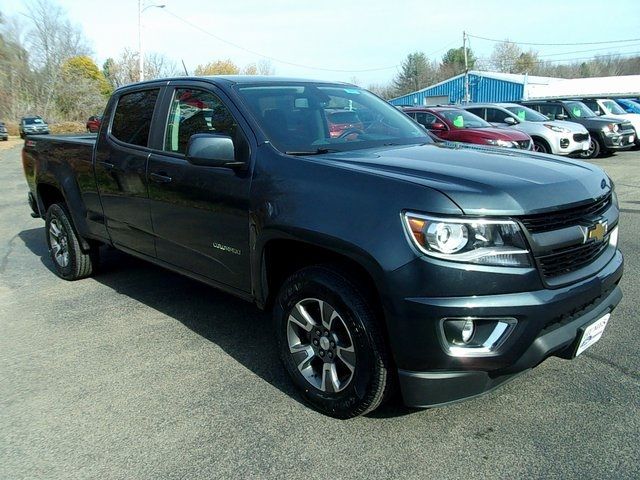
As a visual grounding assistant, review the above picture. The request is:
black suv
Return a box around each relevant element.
[521,100,635,158]
[19,116,50,139]
[0,122,8,141]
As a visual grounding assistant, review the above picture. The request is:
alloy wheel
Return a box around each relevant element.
[49,218,70,268]
[286,298,356,393]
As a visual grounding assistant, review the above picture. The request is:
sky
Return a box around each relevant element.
[1,0,640,86]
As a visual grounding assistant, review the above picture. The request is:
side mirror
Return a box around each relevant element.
[556,113,568,120]
[429,122,447,131]
[593,111,601,116]
[186,133,244,168]
[504,116,518,125]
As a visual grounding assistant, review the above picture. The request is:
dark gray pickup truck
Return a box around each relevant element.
[22,76,623,418]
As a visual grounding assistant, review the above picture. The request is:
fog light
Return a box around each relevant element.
[441,317,517,356]
[461,319,474,343]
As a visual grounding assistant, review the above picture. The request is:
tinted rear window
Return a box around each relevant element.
[111,89,160,147]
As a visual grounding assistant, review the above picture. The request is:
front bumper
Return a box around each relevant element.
[393,249,623,408]
[551,135,590,155]
[602,131,635,150]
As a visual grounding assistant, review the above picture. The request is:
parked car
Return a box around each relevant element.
[19,116,50,139]
[615,98,640,114]
[521,100,635,158]
[0,122,8,141]
[403,106,533,150]
[325,109,365,138]
[86,115,102,133]
[22,77,623,418]
[580,98,640,147]
[463,103,590,156]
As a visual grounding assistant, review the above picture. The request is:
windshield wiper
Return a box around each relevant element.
[285,148,338,156]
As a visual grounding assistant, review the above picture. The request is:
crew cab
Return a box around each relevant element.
[22,77,623,418]
[463,103,590,156]
[521,100,635,158]
[403,106,533,150]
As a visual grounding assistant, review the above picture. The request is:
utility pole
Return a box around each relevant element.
[138,1,166,82]
[463,30,470,103]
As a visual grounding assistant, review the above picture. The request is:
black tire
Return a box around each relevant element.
[532,139,549,154]
[579,137,601,159]
[45,203,98,280]
[274,265,392,418]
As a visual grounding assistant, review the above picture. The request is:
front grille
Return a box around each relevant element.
[519,193,612,233]
[573,133,589,142]
[537,238,610,278]
[516,140,531,150]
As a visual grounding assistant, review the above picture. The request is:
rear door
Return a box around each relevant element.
[146,81,253,292]
[94,86,163,257]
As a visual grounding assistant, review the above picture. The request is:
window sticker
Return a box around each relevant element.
[453,115,464,128]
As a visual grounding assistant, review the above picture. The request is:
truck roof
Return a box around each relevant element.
[114,75,352,93]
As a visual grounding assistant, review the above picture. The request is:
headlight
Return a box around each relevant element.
[404,213,531,267]
[543,123,570,133]
[603,123,619,133]
[485,139,516,148]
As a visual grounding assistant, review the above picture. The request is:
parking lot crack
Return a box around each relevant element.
[584,351,640,381]
[0,233,18,274]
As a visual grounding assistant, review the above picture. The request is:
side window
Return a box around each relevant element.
[415,112,440,128]
[582,100,600,115]
[538,104,562,120]
[164,88,248,159]
[466,108,485,119]
[111,89,160,147]
[485,108,507,123]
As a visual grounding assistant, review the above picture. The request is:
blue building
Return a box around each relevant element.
[389,71,556,106]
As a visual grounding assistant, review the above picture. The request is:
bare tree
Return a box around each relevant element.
[489,41,522,73]
[24,0,92,118]
[257,59,275,75]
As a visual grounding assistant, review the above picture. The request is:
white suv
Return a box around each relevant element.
[464,103,590,155]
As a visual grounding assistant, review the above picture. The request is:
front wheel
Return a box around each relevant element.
[579,138,601,159]
[45,203,98,280]
[274,265,392,418]
[533,139,549,154]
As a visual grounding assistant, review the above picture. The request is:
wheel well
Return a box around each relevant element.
[531,136,550,149]
[262,239,383,315]
[37,183,65,214]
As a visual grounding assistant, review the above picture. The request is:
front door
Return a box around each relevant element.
[94,87,162,257]
[146,83,253,292]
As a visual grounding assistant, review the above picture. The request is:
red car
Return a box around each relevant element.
[86,115,102,133]
[326,109,365,138]
[404,107,533,150]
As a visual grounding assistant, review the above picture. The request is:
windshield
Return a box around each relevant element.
[24,118,44,125]
[601,99,626,115]
[505,106,548,122]
[235,84,431,153]
[439,109,491,128]
[565,102,596,118]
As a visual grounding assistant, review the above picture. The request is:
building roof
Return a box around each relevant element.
[525,74,640,99]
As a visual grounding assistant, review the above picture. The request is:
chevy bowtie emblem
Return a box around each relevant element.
[586,221,608,243]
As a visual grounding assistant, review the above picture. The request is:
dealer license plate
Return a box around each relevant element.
[575,313,610,357]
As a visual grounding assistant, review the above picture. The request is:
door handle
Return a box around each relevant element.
[98,161,115,170]
[150,172,172,184]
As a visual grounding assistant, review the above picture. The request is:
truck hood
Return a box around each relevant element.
[318,143,610,215]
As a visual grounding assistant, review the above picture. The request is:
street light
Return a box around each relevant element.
[138,0,165,82]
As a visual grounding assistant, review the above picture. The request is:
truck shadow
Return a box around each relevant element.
[18,227,415,419]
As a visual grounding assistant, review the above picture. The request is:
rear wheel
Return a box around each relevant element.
[274,265,392,418]
[45,203,98,280]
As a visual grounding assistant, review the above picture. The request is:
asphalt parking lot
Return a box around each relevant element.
[1,142,639,479]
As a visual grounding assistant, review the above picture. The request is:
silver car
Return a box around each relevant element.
[463,103,590,155]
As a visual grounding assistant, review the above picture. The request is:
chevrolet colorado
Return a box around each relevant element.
[22,77,623,418]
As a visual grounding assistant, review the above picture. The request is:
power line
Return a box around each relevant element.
[161,8,400,73]
[538,43,640,58]
[498,50,640,69]
[467,33,640,46]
